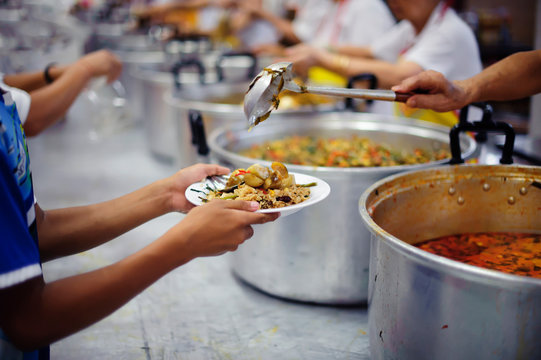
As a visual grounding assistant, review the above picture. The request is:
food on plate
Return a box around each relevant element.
[415,232,541,278]
[204,162,314,209]
[239,135,450,167]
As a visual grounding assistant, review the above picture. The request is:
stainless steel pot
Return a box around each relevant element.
[130,62,218,162]
[165,70,341,167]
[359,164,541,359]
[84,26,181,120]
[132,51,261,162]
[208,113,477,304]
[0,18,78,72]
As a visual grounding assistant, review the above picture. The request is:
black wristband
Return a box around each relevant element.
[43,62,56,84]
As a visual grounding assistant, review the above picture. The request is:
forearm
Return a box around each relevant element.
[461,50,541,103]
[316,52,420,88]
[333,45,374,59]
[4,66,66,92]
[255,10,300,44]
[24,64,92,136]
[4,237,189,350]
[38,179,173,261]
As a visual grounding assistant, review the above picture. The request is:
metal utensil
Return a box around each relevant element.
[244,62,413,128]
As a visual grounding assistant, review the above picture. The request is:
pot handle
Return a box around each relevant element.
[171,58,206,90]
[449,102,515,165]
[215,51,258,82]
[189,110,209,156]
[345,73,378,110]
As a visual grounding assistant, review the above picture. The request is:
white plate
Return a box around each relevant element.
[185,172,331,217]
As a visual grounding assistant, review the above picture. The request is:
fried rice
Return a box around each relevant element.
[207,183,311,209]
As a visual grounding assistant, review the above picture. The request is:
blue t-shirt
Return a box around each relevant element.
[0,89,48,360]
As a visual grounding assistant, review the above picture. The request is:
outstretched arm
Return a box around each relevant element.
[3,50,122,136]
[0,199,279,351]
[3,66,68,93]
[392,50,541,111]
[36,164,230,262]
[235,1,300,44]
[282,44,422,88]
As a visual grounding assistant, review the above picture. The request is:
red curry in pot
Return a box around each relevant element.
[415,232,541,278]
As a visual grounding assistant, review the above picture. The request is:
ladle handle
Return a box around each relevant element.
[301,85,413,103]
[394,92,413,102]
[345,73,378,109]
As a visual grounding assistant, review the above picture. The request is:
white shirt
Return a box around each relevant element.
[371,2,482,81]
[369,2,482,118]
[293,0,395,47]
[0,74,31,124]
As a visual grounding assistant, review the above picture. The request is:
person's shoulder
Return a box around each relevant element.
[427,8,478,48]
[439,8,476,36]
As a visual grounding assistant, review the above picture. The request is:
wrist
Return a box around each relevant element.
[153,176,182,213]
[331,53,350,74]
[71,60,95,83]
[455,79,476,105]
[43,63,57,84]
[152,178,177,214]
[156,221,197,267]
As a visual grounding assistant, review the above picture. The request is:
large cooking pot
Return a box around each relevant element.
[165,68,344,167]
[0,18,78,73]
[208,112,477,304]
[84,28,188,119]
[359,164,541,359]
[131,51,261,162]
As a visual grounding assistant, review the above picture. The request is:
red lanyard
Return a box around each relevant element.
[399,1,450,55]
[329,0,349,45]
[315,0,350,45]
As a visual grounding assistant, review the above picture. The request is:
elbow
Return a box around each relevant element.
[23,111,57,137]
[1,319,53,352]
[22,121,42,137]
[9,337,47,353]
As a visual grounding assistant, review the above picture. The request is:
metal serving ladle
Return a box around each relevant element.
[244,62,413,128]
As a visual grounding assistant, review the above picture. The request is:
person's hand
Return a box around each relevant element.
[167,163,231,213]
[280,44,321,78]
[163,199,280,259]
[75,50,123,84]
[391,70,470,112]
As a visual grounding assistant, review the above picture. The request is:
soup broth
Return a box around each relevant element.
[416,232,541,278]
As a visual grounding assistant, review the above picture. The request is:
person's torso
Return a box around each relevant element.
[294,0,395,47]
[0,89,46,360]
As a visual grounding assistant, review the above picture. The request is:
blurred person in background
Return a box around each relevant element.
[129,0,296,49]
[281,0,482,126]
[219,0,291,50]
[0,49,122,137]
[234,0,395,54]
[130,0,234,36]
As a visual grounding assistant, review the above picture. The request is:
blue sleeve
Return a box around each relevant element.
[0,148,41,289]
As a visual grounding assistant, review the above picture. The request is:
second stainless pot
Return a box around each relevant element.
[359,164,541,359]
[134,52,260,162]
[208,113,477,304]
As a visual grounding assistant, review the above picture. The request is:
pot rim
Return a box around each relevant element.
[359,163,541,288]
[207,113,477,174]
[164,86,340,115]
